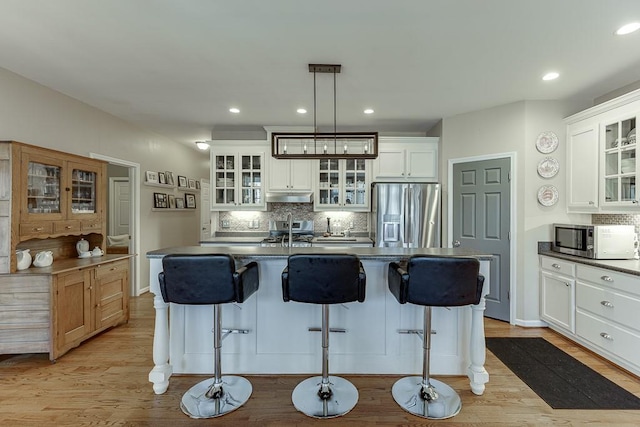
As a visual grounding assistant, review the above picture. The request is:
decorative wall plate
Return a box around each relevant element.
[536,131,559,154]
[537,185,559,206]
[537,157,559,178]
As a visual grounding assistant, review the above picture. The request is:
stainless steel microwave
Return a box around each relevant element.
[552,224,636,259]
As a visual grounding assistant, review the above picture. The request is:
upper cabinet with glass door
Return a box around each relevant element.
[316,158,370,211]
[601,114,637,207]
[210,142,267,211]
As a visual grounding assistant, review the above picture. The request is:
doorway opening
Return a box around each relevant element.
[90,153,141,296]
[448,153,516,323]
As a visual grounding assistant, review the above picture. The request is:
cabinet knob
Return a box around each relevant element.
[600,300,614,308]
[564,282,570,287]
[600,332,613,341]
[588,201,594,205]
[65,225,72,229]
[551,263,561,269]
[601,275,613,282]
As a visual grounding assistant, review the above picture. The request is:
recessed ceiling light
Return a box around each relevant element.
[542,72,559,81]
[229,107,240,114]
[195,141,210,150]
[297,108,307,114]
[615,22,640,35]
[364,109,374,114]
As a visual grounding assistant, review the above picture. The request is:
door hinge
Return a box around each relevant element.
[508,231,511,241]
[508,171,511,182]
[507,290,510,300]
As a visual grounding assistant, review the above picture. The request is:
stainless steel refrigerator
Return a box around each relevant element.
[370,183,441,248]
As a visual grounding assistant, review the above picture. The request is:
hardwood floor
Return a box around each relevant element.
[1,293,639,426]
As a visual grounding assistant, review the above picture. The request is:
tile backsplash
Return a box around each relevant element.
[593,214,640,233]
[216,203,369,234]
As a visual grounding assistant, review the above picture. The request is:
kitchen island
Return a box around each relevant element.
[147,246,492,395]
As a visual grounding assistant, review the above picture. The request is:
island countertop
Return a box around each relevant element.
[147,245,493,261]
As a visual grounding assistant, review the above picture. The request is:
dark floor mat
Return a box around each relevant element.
[486,337,640,409]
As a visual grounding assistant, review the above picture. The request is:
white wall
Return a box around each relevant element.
[0,67,209,292]
[441,100,589,325]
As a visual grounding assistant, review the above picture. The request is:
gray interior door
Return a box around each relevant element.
[452,157,511,321]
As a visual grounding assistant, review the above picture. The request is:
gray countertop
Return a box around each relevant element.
[148,246,493,261]
[200,235,374,245]
[539,250,640,276]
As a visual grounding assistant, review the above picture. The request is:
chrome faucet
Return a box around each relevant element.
[284,212,293,248]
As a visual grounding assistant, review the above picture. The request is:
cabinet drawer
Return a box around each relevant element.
[576,281,640,330]
[577,264,640,296]
[20,221,53,237]
[540,256,575,277]
[54,220,81,234]
[94,260,129,279]
[576,310,640,370]
[81,219,102,232]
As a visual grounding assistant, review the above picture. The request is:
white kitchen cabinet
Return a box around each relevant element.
[575,264,640,376]
[210,141,267,211]
[373,137,439,181]
[315,158,370,211]
[539,253,640,377]
[567,121,599,211]
[565,89,640,213]
[539,256,575,333]
[267,157,313,191]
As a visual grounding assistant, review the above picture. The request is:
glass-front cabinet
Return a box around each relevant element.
[21,150,104,225]
[316,158,369,211]
[601,114,637,207]
[211,145,266,211]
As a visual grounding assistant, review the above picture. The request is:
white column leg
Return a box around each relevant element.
[148,258,173,394]
[467,260,490,395]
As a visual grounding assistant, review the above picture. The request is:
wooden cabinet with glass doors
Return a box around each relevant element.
[601,114,637,207]
[19,144,105,239]
[316,158,369,211]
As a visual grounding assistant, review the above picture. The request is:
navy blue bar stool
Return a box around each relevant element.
[388,255,484,419]
[282,254,366,418]
[158,253,259,419]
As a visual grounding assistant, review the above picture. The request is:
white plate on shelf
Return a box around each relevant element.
[537,157,559,178]
[536,131,559,154]
[537,185,559,206]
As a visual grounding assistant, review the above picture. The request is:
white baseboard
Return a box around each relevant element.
[513,319,548,328]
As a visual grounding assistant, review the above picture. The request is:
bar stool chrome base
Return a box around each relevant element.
[291,375,359,419]
[391,376,461,420]
[180,375,252,419]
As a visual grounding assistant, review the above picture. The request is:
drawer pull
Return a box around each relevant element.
[35,227,43,231]
[65,225,72,229]
[551,263,561,269]
[110,267,117,271]
[601,275,613,282]
[600,332,613,341]
[600,300,614,308]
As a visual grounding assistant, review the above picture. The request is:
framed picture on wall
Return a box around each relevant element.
[165,171,175,186]
[185,193,196,209]
[158,172,166,185]
[175,198,185,209]
[178,175,187,188]
[145,170,158,184]
[168,194,176,209]
[188,178,197,189]
[154,192,168,208]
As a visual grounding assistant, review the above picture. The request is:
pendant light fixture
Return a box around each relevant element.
[272,64,377,159]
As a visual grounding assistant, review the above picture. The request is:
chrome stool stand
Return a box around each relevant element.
[391,305,461,419]
[291,304,359,418]
[180,305,252,419]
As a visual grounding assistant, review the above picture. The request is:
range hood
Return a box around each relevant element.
[265,191,314,203]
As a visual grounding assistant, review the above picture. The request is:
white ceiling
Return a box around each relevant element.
[1,0,640,149]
